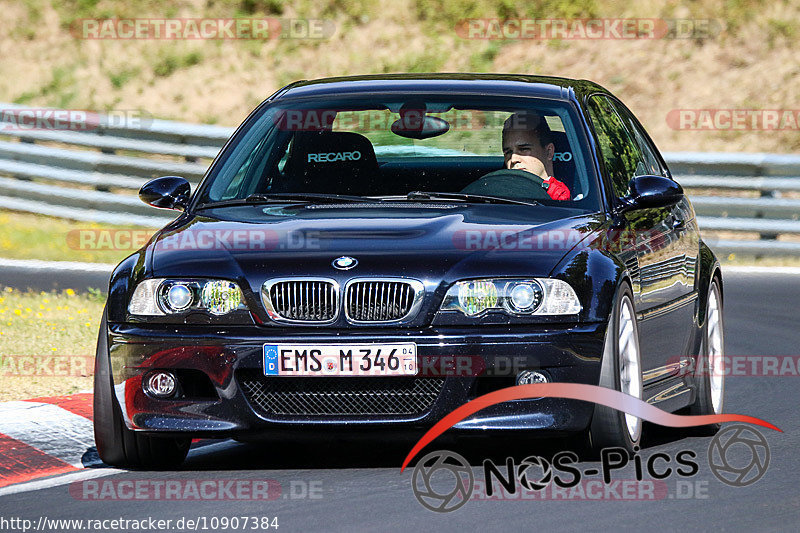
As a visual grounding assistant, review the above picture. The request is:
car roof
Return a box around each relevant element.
[271,73,610,102]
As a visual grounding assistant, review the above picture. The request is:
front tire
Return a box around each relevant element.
[93,308,190,469]
[590,284,643,453]
[688,277,724,434]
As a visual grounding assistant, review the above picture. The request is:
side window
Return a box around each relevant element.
[609,99,667,177]
[586,95,646,198]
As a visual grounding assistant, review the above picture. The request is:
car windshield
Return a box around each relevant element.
[198,95,601,211]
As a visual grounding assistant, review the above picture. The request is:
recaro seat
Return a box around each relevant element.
[281,131,379,195]
[550,130,577,195]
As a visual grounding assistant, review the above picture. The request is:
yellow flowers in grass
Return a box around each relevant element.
[0,285,105,357]
[0,286,106,400]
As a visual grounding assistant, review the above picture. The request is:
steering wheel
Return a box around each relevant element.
[461,169,551,201]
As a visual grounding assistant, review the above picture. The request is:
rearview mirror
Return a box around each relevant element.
[390,101,450,139]
[621,175,683,211]
[139,176,191,210]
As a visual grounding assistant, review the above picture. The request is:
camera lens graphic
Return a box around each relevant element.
[708,424,770,487]
[411,450,474,513]
[516,455,553,491]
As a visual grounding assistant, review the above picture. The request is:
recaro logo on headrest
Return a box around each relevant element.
[307,151,362,163]
[553,152,573,162]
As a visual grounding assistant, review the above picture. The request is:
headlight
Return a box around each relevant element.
[128,279,164,316]
[440,278,580,317]
[201,280,242,315]
[128,278,246,316]
[457,280,499,316]
[508,282,542,312]
[165,283,193,311]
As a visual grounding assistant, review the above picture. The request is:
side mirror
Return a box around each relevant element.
[139,176,191,210]
[621,175,683,211]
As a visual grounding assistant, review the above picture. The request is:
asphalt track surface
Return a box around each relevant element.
[0,271,798,532]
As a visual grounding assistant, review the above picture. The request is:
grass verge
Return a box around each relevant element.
[0,211,158,264]
[0,286,105,401]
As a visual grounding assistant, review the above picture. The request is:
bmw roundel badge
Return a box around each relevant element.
[332,256,358,270]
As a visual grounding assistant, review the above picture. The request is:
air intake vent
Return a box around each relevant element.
[344,279,424,322]
[238,371,444,416]
[262,278,339,323]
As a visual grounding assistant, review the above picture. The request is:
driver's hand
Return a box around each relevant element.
[546,177,570,201]
[507,156,547,178]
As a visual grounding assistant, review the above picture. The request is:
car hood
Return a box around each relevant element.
[149,203,606,290]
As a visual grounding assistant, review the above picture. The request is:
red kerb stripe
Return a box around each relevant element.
[28,393,93,420]
[0,433,77,488]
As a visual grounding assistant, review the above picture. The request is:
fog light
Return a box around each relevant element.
[145,371,177,398]
[516,370,548,386]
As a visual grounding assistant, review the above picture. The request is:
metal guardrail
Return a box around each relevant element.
[662,151,800,176]
[1,104,799,256]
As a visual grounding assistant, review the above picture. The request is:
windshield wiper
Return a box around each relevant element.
[245,193,373,204]
[198,192,373,208]
[405,191,540,207]
[199,191,539,209]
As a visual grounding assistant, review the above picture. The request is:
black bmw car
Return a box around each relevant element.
[94,74,725,468]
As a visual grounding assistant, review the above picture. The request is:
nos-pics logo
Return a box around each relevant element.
[412,425,771,513]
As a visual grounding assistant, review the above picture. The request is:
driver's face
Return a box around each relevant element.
[502,129,551,178]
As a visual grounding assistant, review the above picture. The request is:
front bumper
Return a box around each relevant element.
[107,322,607,438]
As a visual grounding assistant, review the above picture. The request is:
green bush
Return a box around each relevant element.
[108,67,140,89]
[153,50,204,78]
[413,0,599,23]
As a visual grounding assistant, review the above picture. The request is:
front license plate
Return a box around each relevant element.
[263,343,418,376]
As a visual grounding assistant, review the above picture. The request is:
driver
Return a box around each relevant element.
[502,112,571,201]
